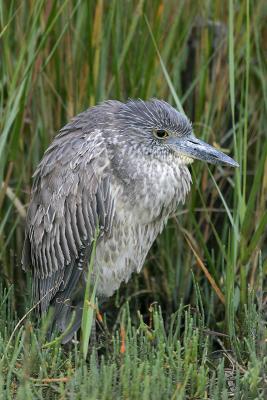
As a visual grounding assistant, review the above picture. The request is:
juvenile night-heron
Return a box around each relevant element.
[22,99,238,342]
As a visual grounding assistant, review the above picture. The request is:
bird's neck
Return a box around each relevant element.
[110,150,192,222]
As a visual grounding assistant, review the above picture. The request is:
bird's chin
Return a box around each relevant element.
[177,154,194,165]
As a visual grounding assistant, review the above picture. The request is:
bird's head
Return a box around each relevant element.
[109,99,239,168]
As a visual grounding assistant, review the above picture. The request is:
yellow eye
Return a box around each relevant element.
[153,129,169,139]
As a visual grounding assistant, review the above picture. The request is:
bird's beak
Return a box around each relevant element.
[167,135,239,167]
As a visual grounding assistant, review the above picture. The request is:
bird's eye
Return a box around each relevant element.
[153,129,169,139]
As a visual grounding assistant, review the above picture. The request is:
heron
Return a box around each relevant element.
[22,99,238,342]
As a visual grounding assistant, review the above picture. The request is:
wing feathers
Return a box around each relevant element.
[22,128,114,314]
[76,201,87,239]
[65,207,79,258]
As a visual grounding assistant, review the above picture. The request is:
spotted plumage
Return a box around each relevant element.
[22,99,238,341]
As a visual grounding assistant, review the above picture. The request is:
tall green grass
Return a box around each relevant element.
[0,0,266,398]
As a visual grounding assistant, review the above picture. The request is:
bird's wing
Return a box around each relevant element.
[22,121,115,314]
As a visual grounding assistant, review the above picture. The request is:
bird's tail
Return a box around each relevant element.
[46,299,83,344]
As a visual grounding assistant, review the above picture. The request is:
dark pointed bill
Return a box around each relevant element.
[167,135,239,167]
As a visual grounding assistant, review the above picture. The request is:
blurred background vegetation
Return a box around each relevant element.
[0,0,266,398]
